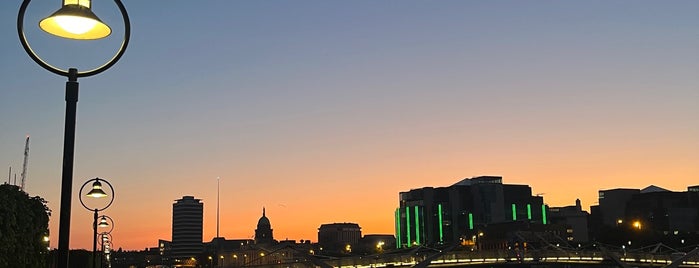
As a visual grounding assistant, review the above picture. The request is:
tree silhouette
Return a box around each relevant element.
[0,184,51,267]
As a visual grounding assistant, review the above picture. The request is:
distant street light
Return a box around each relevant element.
[376,241,385,252]
[98,215,115,232]
[632,220,642,230]
[98,214,114,267]
[79,178,115,268]
[17,1,130,267]
[99,232,113,268]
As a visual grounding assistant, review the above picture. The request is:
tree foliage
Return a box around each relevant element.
[0,184,51,267]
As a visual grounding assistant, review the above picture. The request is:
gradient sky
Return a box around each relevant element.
[1,0,698,250]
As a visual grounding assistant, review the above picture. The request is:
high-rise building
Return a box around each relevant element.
[396,176,546,248]
[171,196,203,260]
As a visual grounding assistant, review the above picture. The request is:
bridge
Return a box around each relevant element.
[309,245,699,268]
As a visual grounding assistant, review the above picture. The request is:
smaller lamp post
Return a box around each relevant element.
[79,178,115,268]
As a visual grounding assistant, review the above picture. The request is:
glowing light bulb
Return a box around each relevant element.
[53,15,98,35]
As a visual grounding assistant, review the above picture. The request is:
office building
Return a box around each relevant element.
[625,186,699,232]
[318,223,362,252]
[171,196,203,260]
[591,185,699,237]
[396,176,546,248]
[597,188,640,227]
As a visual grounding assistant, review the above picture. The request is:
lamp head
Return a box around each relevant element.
[98,216,109,227]
[39,0,111,40]
[86,179,108,198]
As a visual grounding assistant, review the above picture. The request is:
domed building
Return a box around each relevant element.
[255,207,275,245]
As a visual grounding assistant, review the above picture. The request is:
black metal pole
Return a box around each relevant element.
[57,68,79,268]
[100,235,104,268]
[93,209,98,268]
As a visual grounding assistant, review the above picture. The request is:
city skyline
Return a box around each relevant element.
[1,1,698,250]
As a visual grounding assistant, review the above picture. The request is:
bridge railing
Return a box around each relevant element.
[316,248,699,268]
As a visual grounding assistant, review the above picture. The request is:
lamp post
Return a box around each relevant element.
[99,232,113,268]
[17,1,129,268]
[79,178,115,268]
[98,215,114,267]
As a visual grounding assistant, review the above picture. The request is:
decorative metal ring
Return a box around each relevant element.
[98,215,115,234]
[99,232,113,244]
[79,177,115,212]
[17,0,131,79]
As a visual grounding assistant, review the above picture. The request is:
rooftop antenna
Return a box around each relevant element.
[20,135,30,191]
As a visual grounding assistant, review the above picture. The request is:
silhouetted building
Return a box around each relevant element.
[171,196,203,261]
[548,199,589,242]
[318,223,362,252]
[689,185,699,193]
[203,238,313,267]
[597,188,640,227]
[396,176,546,248]
[625,185,699,232]
[158,239,171,263]
[255,208,275,245]
[206,237,254,253]
[589,185,699,245]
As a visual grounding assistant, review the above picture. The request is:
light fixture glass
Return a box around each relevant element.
[86,180,108,198]
[39,0,111,40]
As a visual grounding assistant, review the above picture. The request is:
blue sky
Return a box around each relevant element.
[1,0,698,249]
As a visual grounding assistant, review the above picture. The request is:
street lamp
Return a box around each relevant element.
[79,178,115,268]
[98,215,114,267]
[632,220,642,230]
[99,232,113,268]
[17,1,130,268]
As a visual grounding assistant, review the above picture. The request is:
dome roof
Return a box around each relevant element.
[257,207,271,227]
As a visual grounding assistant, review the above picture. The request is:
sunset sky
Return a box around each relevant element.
[1,1,698,250]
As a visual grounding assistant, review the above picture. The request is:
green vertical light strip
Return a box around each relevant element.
[512,204,517,221]
[527,204,532,220]
[414,206,420,245]
[468,213,474,230]
[406,206,411,247]
[542,205,547,224]
[395,208,401,248]
[438,204,444,243]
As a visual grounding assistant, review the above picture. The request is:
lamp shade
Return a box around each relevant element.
[39,2,111,40]
[98,216,109,228]
[86,180,108,198]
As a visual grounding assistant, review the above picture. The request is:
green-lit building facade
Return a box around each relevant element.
[395,176,547,248]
